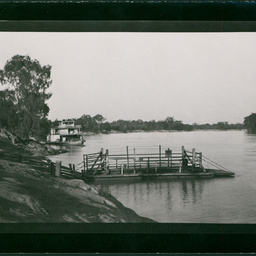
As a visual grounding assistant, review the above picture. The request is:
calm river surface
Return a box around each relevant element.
[49,130,256,223]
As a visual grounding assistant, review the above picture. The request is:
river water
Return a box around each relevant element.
[48,130,256,223]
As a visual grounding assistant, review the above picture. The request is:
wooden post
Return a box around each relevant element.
[181,146,185,173]
[147,158,149,173]
[86,155,88,172]
[199,152,202,165]
[82,155,85,179]
[192,148,196,166]
[55,161,61,177]
[126,146,130,171]
[182,146,185,158]
[198,152,205,172]
[121,164,124,174]
[133,148,136,174]
[159,145,161,168]
[170,150,172,168]
[105,149,109,174]
[167,148,170,169]
[155,161,158,173]
[83,155,85,171]
[116,159,118,169]
[100,148,104,171]
[49,161,55,175]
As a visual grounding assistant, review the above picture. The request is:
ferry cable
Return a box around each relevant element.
[202,155,233,173]
[185,149,233,173]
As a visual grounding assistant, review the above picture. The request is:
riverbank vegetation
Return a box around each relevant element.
[74,114,244,134]
[0,55,52,141]
[244,113,256,133]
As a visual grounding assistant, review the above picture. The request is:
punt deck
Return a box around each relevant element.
[73,146,235,183]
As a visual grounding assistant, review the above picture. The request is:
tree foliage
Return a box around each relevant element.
[76,114,106,133]
[0,55,52,140]
[0,90,17,130]
[75,114,243,134]
[244,113,256,132]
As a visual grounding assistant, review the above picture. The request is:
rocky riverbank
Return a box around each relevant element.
[0,132,154,223]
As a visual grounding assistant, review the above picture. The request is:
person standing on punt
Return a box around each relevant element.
[182,156,188,173]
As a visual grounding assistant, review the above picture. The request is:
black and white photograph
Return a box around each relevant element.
[1,29,256,226]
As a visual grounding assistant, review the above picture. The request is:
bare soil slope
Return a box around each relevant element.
[0,136,153,223]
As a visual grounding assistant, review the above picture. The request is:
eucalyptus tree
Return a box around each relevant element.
[0,55,52,139]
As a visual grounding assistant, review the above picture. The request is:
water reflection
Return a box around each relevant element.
[49,130,256,223]
[181,181,188,202]
[166,182,172,210]
[97,178,208,222]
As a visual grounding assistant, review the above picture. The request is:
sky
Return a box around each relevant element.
[0,32,256,124]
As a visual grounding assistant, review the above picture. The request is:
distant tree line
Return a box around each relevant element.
[74,114,244,134]
[191,122,244,131]
[244,113,256,132]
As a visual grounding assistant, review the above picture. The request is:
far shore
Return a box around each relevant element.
[81,128,246,137]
